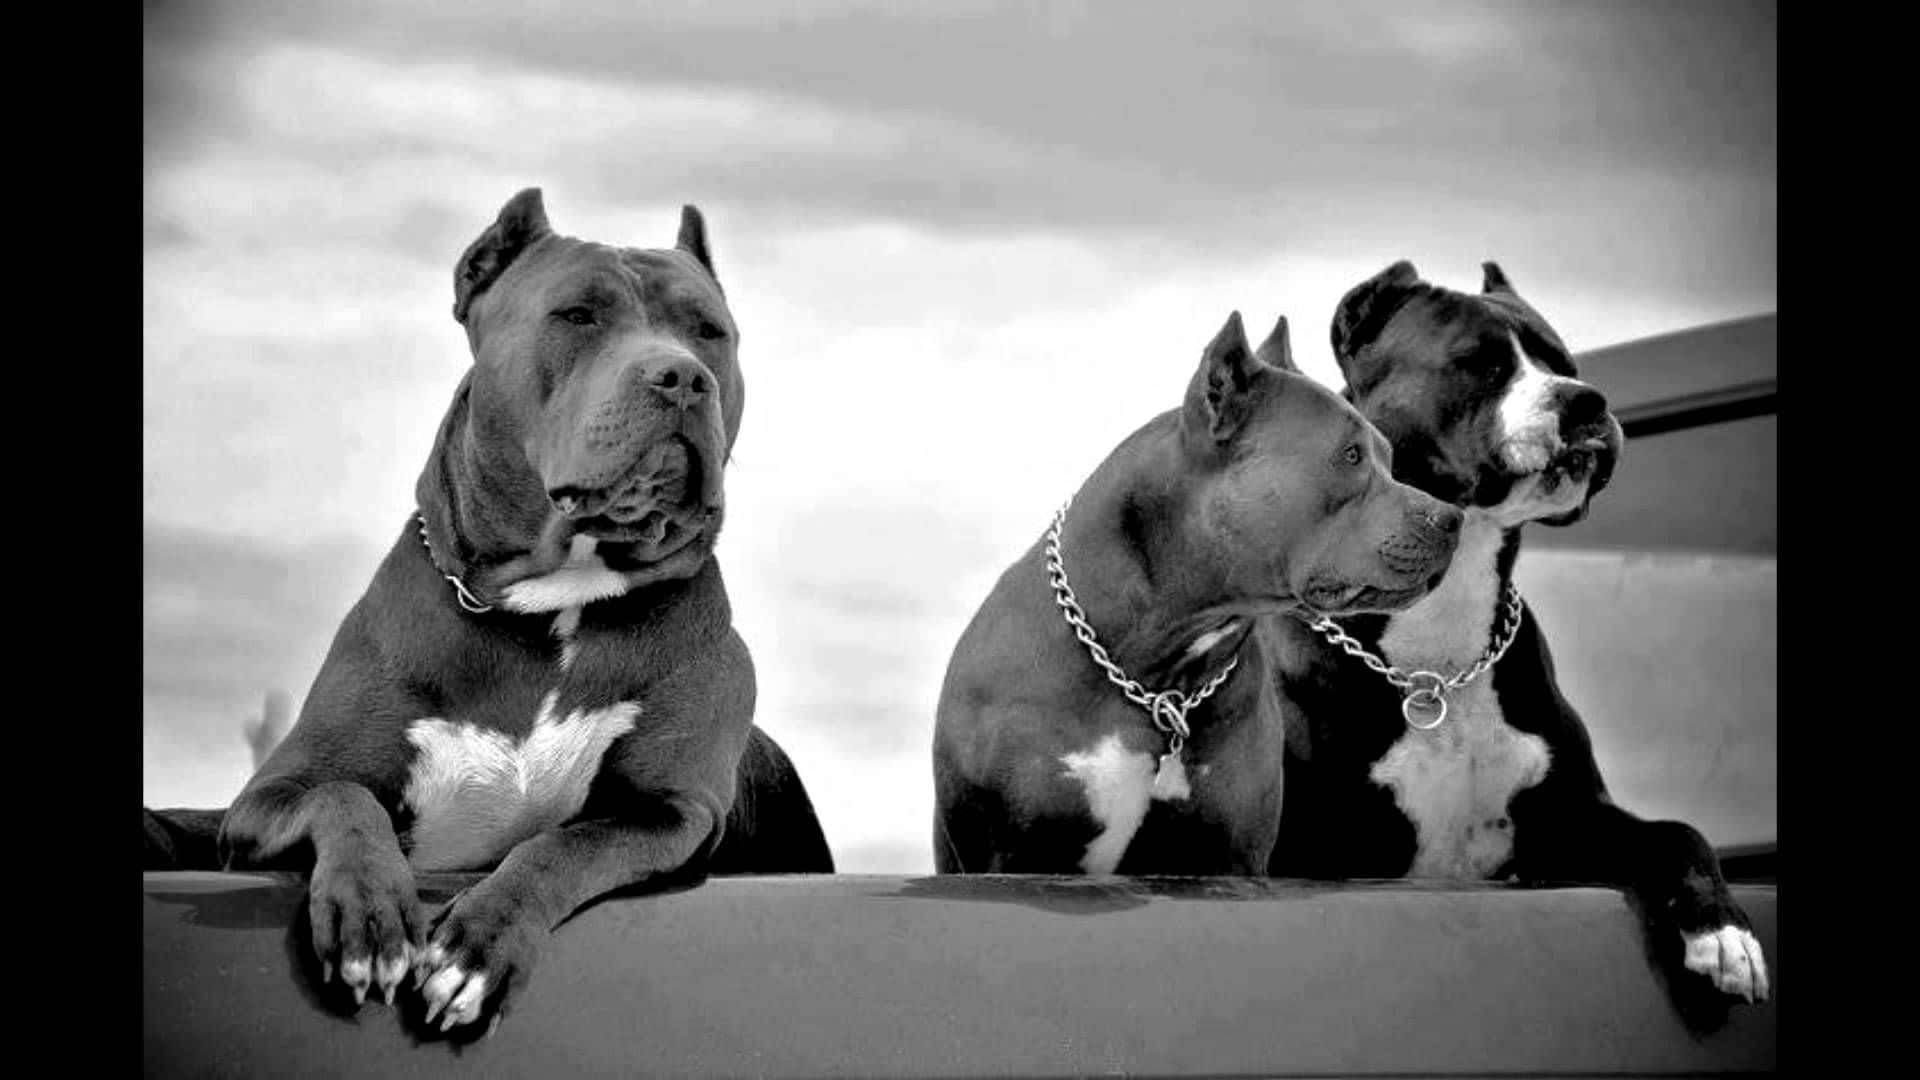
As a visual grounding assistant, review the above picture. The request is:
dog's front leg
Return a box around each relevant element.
[221,777,426,1006]
[1515,795,1769,1005]
[414,797,721,1032]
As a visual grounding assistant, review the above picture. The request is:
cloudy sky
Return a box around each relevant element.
[144,0,1776,871]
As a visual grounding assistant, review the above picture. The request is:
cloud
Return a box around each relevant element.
[143,522,385,804]
[145,2,1774,265]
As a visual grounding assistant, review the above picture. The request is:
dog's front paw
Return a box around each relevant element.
[309,853,425,1007]
[1682,924,1770,1003]
[415,893,547,1034]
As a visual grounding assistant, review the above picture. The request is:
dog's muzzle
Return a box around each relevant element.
[541,349,730,551]
[1379,503,1463,576]
[1497,380,1620,491]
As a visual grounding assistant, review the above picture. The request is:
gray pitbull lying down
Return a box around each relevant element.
[147,190,833,1034]
[1266,261,1768,1009]
[934,311,1463,875]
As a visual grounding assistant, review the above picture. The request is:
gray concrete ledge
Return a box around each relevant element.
[144,872,1776,1078]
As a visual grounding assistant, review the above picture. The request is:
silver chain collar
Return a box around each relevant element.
[1302,580,1525,731]
[1044,498,1239,762]
[417,512,495,614]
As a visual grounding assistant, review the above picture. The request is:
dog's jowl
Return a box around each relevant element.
[211,190,831,1033]
[1268,260,1768,1007]
[933,312,1462,876]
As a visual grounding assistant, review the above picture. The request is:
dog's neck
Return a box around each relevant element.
[1376,511,1522,672]
[1055,429,1257,691]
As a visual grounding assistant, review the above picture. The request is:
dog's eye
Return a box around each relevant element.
[695,319,728,341]
[554,307,596,327]
[1341,444,1364,467]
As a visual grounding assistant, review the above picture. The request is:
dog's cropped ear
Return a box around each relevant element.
[1253,314,1299,373]
[453,188,552,324]
[1330,260,1420,366]
[1185,311,1262,445]
[1481,261,1515,296]
[677,205,717,279]
[1480,259,1570,354]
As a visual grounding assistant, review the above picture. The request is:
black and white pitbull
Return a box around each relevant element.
[1266,260,1768,1004]
[213,189,832,1033]
[934,312,1462,875]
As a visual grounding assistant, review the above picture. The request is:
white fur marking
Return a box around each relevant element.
[402,692,639,870]
[1495,333,1568,464]
[1371,517,1551,879]
[1059,733,1157,874]
[1184,621,1241,660]
[502,536,630,613]
[1683,925,1770,1002]
[1488,334,1594,526]
[553,605,583,671]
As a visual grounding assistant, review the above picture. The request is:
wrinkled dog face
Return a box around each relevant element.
[1330,261,1622,528]
[453,190,742,563]
[1180,312,1462,618]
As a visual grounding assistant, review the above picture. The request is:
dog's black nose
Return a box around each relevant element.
[1557,384,1610,438]
[1425,504,1463,535]
[648,358,712,411]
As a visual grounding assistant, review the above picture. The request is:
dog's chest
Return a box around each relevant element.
[1367,680,1549,878]
[1365,523,1551,879]
[402,689,638,871]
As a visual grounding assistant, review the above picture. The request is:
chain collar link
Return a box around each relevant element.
[1044,498,1238,758]
[1302,580,1524,730]
[417,512,495,614]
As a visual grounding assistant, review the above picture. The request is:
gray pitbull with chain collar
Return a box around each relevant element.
[214,189,831,1034]
[933,311,1462,875]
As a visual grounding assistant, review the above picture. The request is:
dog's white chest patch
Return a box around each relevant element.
[1369,681,1550,879]
[1369,520,1550,879]
[1059,732,1187,874]
[402,692,638,871]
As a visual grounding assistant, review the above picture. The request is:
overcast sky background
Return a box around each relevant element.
[144,0,1776,872]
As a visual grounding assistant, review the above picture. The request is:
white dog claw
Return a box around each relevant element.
[423,964,467,1026]
[341,956,373,1005]
[376,946,411,1006]
[444,974,490,1029]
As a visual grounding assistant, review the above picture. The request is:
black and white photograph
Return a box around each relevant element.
[143,1,1777,1074]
